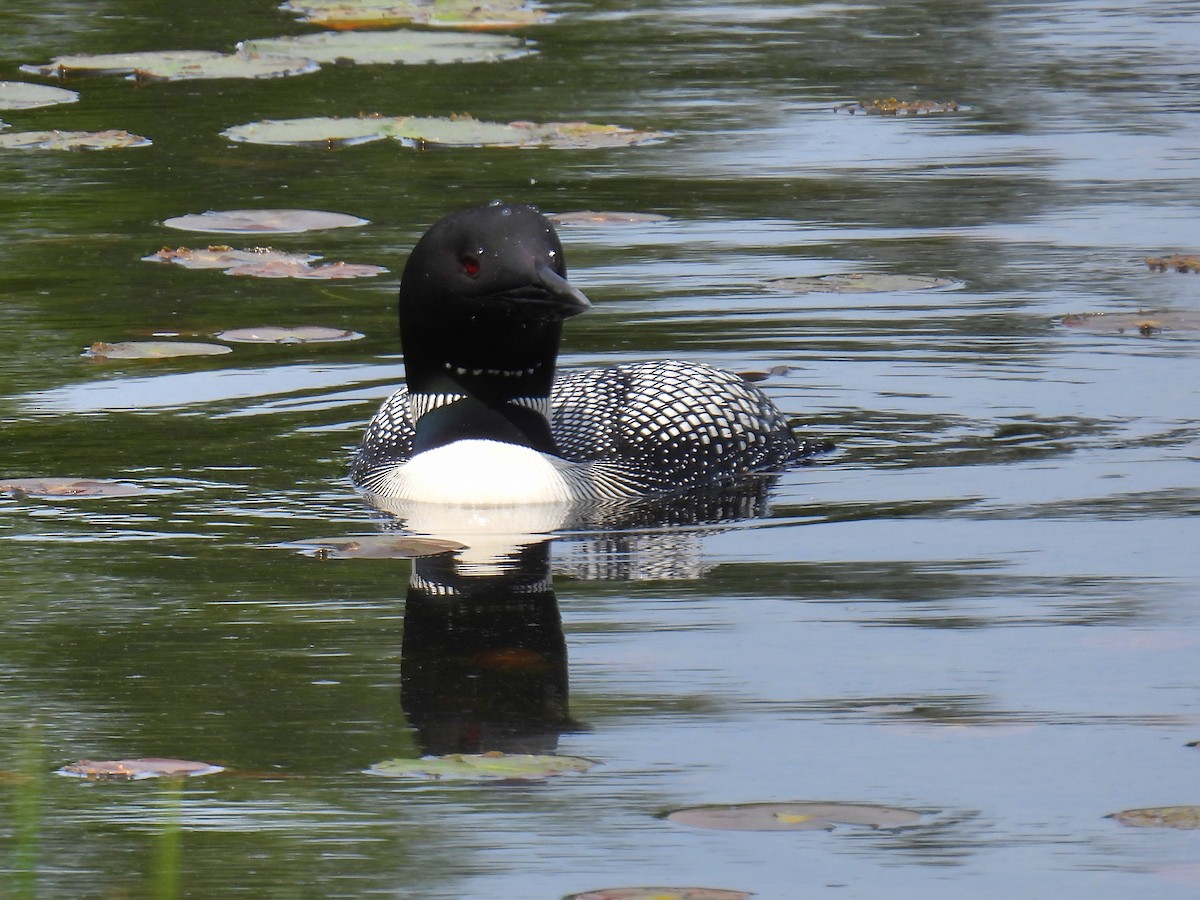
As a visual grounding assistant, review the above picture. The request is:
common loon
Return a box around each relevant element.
[351,201,828,504]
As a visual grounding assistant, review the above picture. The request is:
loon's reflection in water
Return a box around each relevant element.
[384,477,783,757]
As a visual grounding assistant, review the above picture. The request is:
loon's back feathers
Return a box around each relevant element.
[350,201,828,502]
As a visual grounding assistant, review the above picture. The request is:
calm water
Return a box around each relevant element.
[2,1,1199,897]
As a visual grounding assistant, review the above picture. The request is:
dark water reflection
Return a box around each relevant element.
[2,0,1200,897]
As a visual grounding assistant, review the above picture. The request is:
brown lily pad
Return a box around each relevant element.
[227,259,387,279]
[1060,311,1200,336]
[1145,254,1200,272]
[365,751,596,781]
[766,273,959,294]
[215,326,364,343]
[143,245,319,270]
[666,801,925,832]
[1,477,144,499]
[835,98,966,115]
[293,535,466,558]
[1108,806,1200,830]
[162,208,368,234]
[84,341,233,360]
[57,757,224,781]
[548,210,671,226]
[566,890,751,900]
[0,130,151,151]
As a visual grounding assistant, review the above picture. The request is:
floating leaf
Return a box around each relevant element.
[1109,806,1200,830]
[216,326,364,343]
[1,477,144,499]
[143,246,320,270]
[737,365,790,383]
[162,209,368,234]
[1145,254,1200,273]
[566,890,751,900]
[835,98,966,116]
[765,273,959,294]
[549,210,671,226]
[84,341,232,360]
[227,259,387,279]
[22,50,225,78]
[22,49,318,82]
[279,0,551,30]
[1059,310,1200,336]
[241,29,533,65]
[666,801,925,832]
[0,130,151,151]
[57,758,224,781]
[365,752,596,781]
[0,80,79,110]
[292,535,466,558]
[222,114,669,149]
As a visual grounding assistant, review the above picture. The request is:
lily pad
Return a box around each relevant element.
[22,49,318,82]
[835,98,966,115]
[1108,806,1200,830]
[0,81,79,109]
[666,801,925,832]
[1,477,144,499]
[241,29,533,65]
[57,758,224,781]
[549,210,671,226]
[566,890,751,900]
[216,326,365,343]
[364,751,596,781]
[22,50,225,78]
[84,341,233,360]
[292,535,466,558]
[765,273,959,293]
[0,130,151,151]
[221,114,669,149]
[227,259,387,279]
[1146,254,1200,272]
[1060,310,1200,336]
[143,246,320,270]
[162,208,369,234]
[279,0,551,30]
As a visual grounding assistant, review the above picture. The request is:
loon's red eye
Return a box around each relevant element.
[461,256,481,277]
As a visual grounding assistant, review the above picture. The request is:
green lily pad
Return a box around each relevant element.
[0,81,79,109]
[241,29,532,65]
[1,477,145,499]
[549,210,671,226]
[1108,805,1200,830]
[21,49,318,82]
[84,341,233,360]
[0,130,151,151]
[222,114,669,149]
[765,273,959,293]
[1059,310,1200,336]
[162,208,369,234]
[365,752,596,781]
[566,890,751,900]
[143,246,320,270]
[293,535,466,558]
[57,758,224,781]
[666,801,925,832]
[279,0,551,30]
[216,326,365,343]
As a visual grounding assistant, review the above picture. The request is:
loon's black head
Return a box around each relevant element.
[399,201,591,405]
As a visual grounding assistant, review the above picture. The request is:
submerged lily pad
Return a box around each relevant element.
[57,758,224,781]
[1145,254,1200,272]
[280,0,551,30]
[765,273,959,293]
[143,246,320,270]
[1060,310,1200,336]
[216,326,364,343]
[241,29,532,65]
[293,535,465,558]
[162,209,369,234]
[0,81,79,109]
[566,890,751,900]
[0,130,151,151]
[222,114,669,149]
[1,477,144,499]
[549,210,671,226]
[666,801,925,832]
[84,341,232,360]
[365,752,596,781]
[835,98,965,115]
[1109,805,1200,830]
[22,49,318,82]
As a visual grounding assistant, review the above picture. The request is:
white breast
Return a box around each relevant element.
[375,439,579,505]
